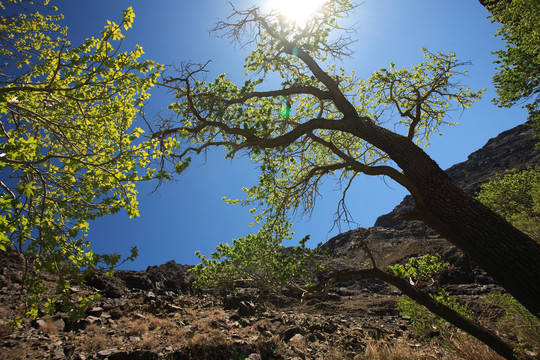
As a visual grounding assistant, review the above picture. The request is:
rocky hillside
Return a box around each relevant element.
[0,123,538,360]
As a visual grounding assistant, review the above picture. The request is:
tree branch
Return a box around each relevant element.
[306,267,518,360]
[306,132,418,195]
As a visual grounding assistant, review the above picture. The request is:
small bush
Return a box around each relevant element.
[481,292,540,354]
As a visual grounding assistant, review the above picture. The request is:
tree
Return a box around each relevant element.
[478,168,540,241]
[482,0,540,132]
[191,229,328,293]
[155,1,540,318]
[0,0,163,319]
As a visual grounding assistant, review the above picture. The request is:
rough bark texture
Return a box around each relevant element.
[375,123,540,230]
[354,121,540,318]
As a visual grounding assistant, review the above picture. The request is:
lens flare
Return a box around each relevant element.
[268,0,327,27]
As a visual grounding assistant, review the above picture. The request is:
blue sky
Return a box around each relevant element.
[55,0,528,270]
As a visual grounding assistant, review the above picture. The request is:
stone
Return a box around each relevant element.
[85,271,127,298]
[85,315,101,325]
[238,300,257,317]
[289,333,306,345]
[281,326,303,342]
[86,306,104,317]
[31,319,46,330]
[125,350,159,359]
[114,271,154,291]
[145,260,195,293]
[165,303,182,312]
[97,348,123,357]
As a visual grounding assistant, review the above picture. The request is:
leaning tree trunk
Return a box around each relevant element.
[309,268,519,359]
[355,122,540,318]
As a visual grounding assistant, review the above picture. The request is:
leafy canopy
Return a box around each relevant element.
[0,0,163,320]
[477,168,540,242]
[388,254,471,339]
[388,253,449,286]
[488,0,540,128]
[191,224,328,293]
[156,1,484,292]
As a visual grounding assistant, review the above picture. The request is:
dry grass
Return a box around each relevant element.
[358,339,439,360]
[80,333,123,353]
[85,322,99,332]
[182,307,197,317]
[145,313,174,330]
[128,296,144,305]
[37,315,59,338]
[0,341,35,360]
[124,319,149,337]
[103,308,231,353]
[165,325,191,344]
[140,333,160,350]
[2,287,532,360]
[189,308,227,332]
[448,334,505,360]
[189,328,227,347]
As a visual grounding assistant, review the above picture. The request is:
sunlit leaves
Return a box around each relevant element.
[477,168,540,241]
[356,49,485,147]
[190,214,328,292]
[488,0,539,126]
[389,254,472,338]
[0,0,163,320]
[388,254,449,286]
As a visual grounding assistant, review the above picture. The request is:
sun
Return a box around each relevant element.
[268,0,327,27]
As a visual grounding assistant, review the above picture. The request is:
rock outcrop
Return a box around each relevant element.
[84,261,195,299]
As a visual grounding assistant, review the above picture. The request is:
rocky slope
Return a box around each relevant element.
[0,123,538,359]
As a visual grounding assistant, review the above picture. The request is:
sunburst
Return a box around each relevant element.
[268,0,327,27]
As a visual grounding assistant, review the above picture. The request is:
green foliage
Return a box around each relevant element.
[0,0,163,320]
[482,292,540,354]
[388,254,449,286]
[488,0,540,129]
[190,214,329,293]
[477,168,540,241]
[389,255,471,339]
[394,290,471,339]
[164,7,484,217]
[360,49,484,148]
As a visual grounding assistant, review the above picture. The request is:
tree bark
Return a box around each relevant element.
[352,121,540,319]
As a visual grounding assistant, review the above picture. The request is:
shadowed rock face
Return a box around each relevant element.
[84,261,195,298]
[321,122,538,286]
